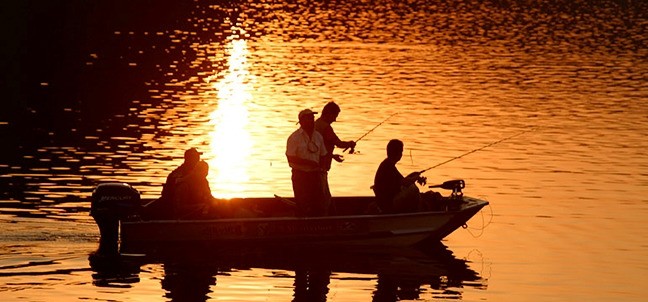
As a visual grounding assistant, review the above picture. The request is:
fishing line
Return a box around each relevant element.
[419,127,537,173]
[464,199,494,238]
[465,248,492,280]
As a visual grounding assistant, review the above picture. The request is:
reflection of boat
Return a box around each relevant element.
[90,182,489,254]
[89,243,486,300]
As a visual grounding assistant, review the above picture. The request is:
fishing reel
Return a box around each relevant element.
[429,179,465,199]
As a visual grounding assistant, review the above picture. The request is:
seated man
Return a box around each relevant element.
[373,139,427,213]
[159,148,213,217]
[161,148,202,200]
[174,160,213,216]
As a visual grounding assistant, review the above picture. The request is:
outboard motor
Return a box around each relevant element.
[90,183,141,254]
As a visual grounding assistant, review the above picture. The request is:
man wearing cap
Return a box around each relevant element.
[315,102,356,214]
[160,148,212,217]
[286,109,328,216]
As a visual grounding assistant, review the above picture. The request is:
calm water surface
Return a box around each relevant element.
[1,0,647,301]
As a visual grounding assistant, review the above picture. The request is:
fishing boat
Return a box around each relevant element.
[90,180,489,254]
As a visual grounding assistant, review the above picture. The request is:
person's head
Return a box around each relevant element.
[298,109,317,132]
[321,102,340,123]
[195,160,209,177]
[184,147,202,165]
[386,139,404,162]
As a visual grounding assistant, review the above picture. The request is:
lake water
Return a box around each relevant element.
[1,0,647,301]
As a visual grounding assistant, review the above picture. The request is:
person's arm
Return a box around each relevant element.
[329,129,356,149]
[286,155,320,169]
[324,129,354,161]
[336,139,356,149]
[161,170,180,198]
[403,171,427,187]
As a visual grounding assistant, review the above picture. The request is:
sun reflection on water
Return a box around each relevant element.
[207,38,253,198]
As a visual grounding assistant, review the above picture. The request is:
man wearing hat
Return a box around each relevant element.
[160,147,212,216]
[286,109,328,216]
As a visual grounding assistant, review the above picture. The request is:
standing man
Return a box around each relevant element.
[314,102,356,213]
[286,109,328,216]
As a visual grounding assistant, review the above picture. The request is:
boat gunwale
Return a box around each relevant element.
[124,197,489,225]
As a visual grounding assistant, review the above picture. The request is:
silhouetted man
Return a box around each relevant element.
[315,102,356,213]
[160,148,212,217]
[286,109,328,216]
[373,139,426,213]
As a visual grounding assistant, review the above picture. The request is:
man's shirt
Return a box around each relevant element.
[286,128,327,172]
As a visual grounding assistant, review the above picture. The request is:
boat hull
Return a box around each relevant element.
[120,196,488,250]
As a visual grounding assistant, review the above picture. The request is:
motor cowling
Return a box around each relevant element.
[90,183,141,254]
[91,183,141,219]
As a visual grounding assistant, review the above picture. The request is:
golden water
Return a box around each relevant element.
[1,0,647,301]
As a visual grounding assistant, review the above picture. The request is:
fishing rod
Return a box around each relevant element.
[344,112,399,154]
[419,127,537,173]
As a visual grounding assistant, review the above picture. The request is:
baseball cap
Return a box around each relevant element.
[184,147,202,159]
[298,109,317,121]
